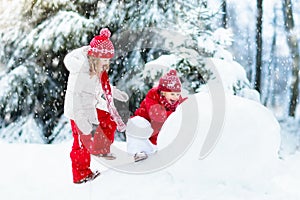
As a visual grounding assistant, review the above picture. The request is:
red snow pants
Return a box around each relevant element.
[80,109,117,155]
[70,109,117,183]
[70,120,93,183]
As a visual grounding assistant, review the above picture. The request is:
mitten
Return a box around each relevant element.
[112,86,129,102]
[148,104,167,123]
[90,123,98,137]
[116,122,126,132]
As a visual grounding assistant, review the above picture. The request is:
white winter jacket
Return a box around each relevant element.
[64,46,128,134]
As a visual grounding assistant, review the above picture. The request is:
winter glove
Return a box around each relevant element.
[90,123,98,137]
[112,86,129,102]
[148,104,167,123]
[150,120,164,133]
[74,115,92,135]
[74,109,99,135]
[180,96,188,104]
[116,122,127,132]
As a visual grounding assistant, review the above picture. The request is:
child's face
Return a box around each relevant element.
[162,92,181,105]
[94,58,110,74]
[89,57,110,76]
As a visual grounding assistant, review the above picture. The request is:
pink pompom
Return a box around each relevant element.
[168,69,177,76]
[100,28,111,38]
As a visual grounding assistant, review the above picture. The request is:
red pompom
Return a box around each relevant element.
[99,28,111,38]
[168,69,177,76]
[87,28,114,58]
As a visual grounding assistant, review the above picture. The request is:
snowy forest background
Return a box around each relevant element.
[0,0,299,156]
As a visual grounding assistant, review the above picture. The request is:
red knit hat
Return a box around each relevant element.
[158,70,182,92]
[87,28,114,58]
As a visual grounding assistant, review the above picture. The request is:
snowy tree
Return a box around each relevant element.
[225,1,256,83]
[101,0,226,108]
[94,0,181,114]
[0,0,247,143]
[171,1,237,93]
[0,0,97,143]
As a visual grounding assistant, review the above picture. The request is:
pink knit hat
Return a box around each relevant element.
[158,70,182,92]
[87,28,114,58]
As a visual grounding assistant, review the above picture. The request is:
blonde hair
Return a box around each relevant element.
[87,55,97,75]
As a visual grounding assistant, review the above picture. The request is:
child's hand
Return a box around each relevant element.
[149,104,167,122]
[112,86,129,102]
[117,123,126,132]
[90,124,98,137]
[180,97,188,103]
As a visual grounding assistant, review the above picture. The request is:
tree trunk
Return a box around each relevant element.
[254,0,263,95]
[263,5,278,106]
[282,0,300,117]
[221,0,228,28]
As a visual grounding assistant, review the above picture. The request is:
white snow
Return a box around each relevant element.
[0,92,300,200]
[0,115,44,143]
[143,54,179,79]
[207,58,250,93]
[159,93,280,181]
[0,1,299,199]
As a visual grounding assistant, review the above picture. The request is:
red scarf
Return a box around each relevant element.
[100,71,126,132]
[159,95,180,112]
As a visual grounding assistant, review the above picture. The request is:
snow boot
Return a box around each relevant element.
[74,170,101,184]
[134,152,148,162]
[95,153,116,160]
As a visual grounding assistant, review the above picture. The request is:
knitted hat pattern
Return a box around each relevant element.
[87,28,114,58]
[158,69,182,92]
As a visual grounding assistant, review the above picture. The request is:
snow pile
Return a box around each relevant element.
[158,93,280,183]
[1,92,298,200]
[277,117,300,158]
[206,58,260,102]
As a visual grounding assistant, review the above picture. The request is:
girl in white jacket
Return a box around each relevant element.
[64,28,128,184]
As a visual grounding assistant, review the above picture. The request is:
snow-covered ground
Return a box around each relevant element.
[0,92,300,200]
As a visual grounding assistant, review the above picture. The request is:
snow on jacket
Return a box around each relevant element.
[64,46,128,134]
[134,87,185,145]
